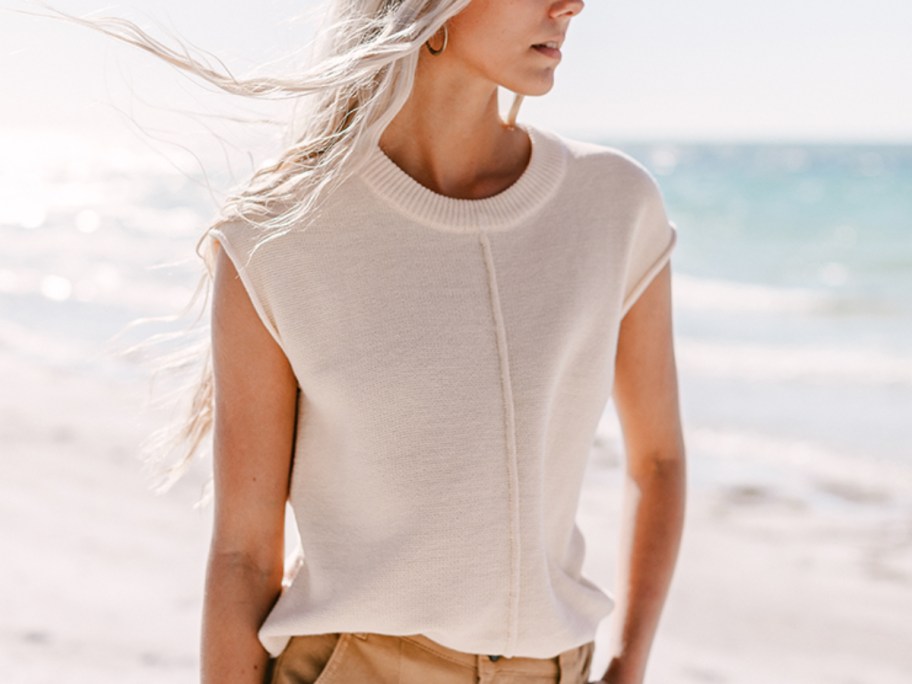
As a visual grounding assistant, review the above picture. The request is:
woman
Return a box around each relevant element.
[35,1,686,682]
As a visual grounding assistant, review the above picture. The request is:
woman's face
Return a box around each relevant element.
[444,0,585,96]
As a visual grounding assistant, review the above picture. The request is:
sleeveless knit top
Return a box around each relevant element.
[208,122,677,659]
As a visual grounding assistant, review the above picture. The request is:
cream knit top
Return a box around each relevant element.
[208,122,677,659]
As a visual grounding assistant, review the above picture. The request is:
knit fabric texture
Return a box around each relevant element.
[208,121,677,659]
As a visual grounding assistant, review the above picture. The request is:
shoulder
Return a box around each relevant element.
[539,130,663,219]
[205,201,307,271]
[566,135,661,191]
[537,126,664,201]
[205,216,271,277]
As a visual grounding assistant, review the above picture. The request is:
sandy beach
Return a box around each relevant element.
[3,335,910,684]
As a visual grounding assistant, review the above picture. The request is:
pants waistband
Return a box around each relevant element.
[397,633,567,675]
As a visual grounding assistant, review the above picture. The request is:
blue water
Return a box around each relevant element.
[610,141,912,493]
[622,141,912,323]
[2,134,910,502]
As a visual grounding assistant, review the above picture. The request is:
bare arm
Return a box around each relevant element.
[597,263,687,684]
[201,244,299,684]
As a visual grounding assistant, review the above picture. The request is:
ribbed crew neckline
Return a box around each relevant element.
[358,122,568,233]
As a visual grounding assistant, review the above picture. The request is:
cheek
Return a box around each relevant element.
[450,23,528,74]
[448,28,499,72]
[447,2,541,81]
[449,1,524,57]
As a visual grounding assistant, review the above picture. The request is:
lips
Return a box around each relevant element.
[532,43,562,59]
[532,35,564,49]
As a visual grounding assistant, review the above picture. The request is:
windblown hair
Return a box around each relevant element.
[21,0,524,495]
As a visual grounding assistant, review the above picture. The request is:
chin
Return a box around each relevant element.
[504,74,556,98]
[517,82,555,98]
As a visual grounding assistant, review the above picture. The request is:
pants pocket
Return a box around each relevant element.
[269,632,353,684]
[558,640,596,684]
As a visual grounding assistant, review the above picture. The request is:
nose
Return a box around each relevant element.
[551,0,584,18]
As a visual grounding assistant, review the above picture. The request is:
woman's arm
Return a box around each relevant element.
[201,244,299,684]
[596,263,687,684]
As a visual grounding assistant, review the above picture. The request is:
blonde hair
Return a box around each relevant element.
[19,0,525,494]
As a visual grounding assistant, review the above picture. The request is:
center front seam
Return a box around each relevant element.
[478,230,522,658]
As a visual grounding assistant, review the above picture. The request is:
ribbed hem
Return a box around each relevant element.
[358,122,568,233]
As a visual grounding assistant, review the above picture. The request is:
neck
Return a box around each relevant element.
[377,52,530,200]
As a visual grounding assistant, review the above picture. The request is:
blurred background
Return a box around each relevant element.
[1,1,910,682]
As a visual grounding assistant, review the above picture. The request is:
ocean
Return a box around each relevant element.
[621,142,912,504]
[2,132,910,510]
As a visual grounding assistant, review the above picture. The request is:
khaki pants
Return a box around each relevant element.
[266,632,596,684]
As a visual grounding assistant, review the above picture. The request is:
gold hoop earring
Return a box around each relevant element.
[425,24,448,56]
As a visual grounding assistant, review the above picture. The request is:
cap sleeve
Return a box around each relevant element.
[206,220,285,352]
[620,175,678,318]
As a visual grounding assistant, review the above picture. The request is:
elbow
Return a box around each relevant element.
[627,444,686,483]
[207,548,284,589]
